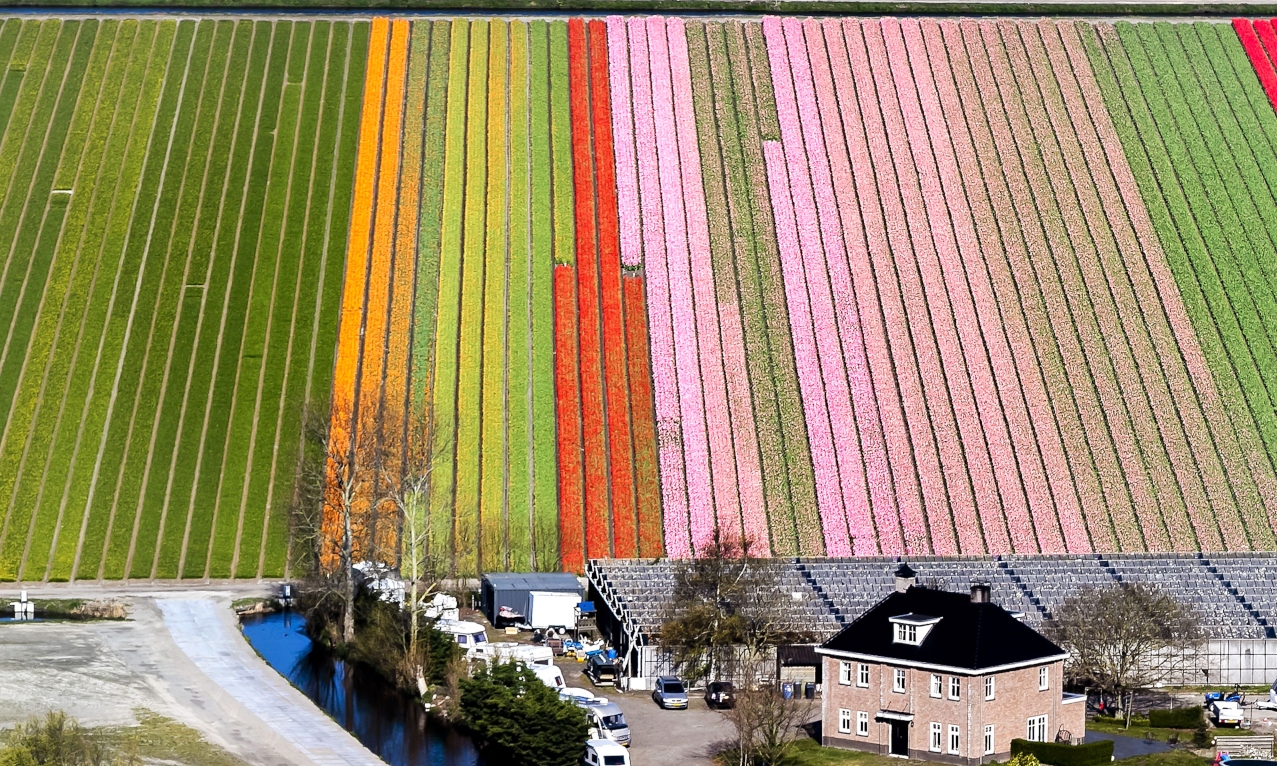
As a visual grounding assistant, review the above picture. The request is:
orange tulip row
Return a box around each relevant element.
[322,18,392,570]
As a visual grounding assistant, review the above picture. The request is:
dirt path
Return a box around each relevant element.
[0,594,356,766]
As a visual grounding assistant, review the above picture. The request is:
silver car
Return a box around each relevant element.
[651,676,688,709]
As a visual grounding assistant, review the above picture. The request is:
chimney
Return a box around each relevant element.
[970,582,992,603]
[894,563,917,593]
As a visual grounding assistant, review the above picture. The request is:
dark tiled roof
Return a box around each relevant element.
[819,586,1066,671]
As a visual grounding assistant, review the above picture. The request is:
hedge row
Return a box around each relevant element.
[1010,738,1114,766]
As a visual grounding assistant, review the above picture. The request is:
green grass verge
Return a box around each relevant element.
[528,19,558,572]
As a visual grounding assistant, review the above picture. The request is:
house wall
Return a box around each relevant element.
[822,657,1080,765]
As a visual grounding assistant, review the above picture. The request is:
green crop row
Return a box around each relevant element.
[148,19,239,578]
[1083,23,1277,551]
[528,19,558,572]
[129,20,234,580]
[410,20,449,422]
[264,20,365,577]
[548,21,573,267]
[0,197,69,579]
[106,19,214,580]
[181,20,272,579]
[1117,23,1277,465]
[234,25,310,580]
[208,20,290,579]
[19,20,119,581]
[71,19,172,581]
[47,19,144,581]
[244,22,325,579]
[454,19,488,577]
[428,19,468,571]
[0,20,93,579]
[730,18,821,554]
[506,19,532,572]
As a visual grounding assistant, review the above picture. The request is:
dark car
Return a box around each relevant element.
[705,681,735,709]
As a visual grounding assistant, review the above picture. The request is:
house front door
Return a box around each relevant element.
[889,721,908,756]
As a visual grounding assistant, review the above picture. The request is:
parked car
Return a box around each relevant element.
[705,681,735,709]
[584,654,619,687]
[583,739,630,766]
[578,698,630,747]
[651,676,688,710]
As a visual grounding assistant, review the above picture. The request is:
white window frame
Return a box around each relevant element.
[985,675,996,700]
[949,724,961,754]
[894,668,907,693]
[1027,715,1048,742]
[931,673,943,698]
[838,708,852,734]
[857,711,869,736]
[857,663,870,688]
[930,722,943,752]
[1039,666,1049,691]
[838,661,852,686]
[984,725,995,755]
[895,623,919,644]
[949,675,960,700]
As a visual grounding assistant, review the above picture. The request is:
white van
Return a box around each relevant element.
[435,619,488,649]
[581,699,630,747]
[468,641,553,667]
[531,664,565,691]
[583,739,629,766]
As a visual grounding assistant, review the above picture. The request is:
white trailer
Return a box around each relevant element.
[528,590,579,631]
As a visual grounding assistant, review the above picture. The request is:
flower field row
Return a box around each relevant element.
[0,17,364,582]
[11,14,1277,579]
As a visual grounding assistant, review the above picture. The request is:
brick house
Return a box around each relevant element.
[816,565,1086,764]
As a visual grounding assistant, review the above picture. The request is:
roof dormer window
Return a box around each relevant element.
[890,613,941,645]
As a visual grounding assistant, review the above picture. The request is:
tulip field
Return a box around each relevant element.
[10,15,1277,580]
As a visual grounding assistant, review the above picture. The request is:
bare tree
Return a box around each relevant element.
[291,397,377,644]
[722,687,816,766]
[376,404,448,696]
[1047,584,1202,727]
[659,533,813,686]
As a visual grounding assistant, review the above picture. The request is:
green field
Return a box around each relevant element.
[0,18,364,581]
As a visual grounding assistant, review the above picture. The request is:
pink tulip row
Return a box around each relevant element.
[916,17,1088,554]
[608,17,643,271]
[975,19,1158,551]
[1024,19,1244,551]
[764,17,864,557]
[940,19,1115,553]
[617,16,693,558]
[798,18,906,556]
[1061,21,1277,539]
[1005,19,1192,552]
[874,17,1034,554]
[668,18,756,547]
[843,19,964,555]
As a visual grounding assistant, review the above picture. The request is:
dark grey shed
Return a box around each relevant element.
[480,572,584,624]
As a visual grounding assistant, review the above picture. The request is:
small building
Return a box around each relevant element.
[480,572,583,626]
[817,564,1086,765]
